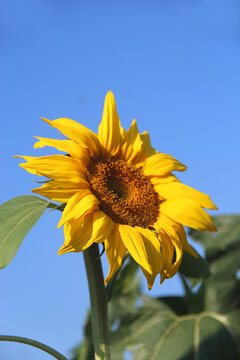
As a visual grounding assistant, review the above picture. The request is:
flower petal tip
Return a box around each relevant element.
[205,222,217,232]
[106,90,114,98]
[58,248,66,255]
[208,217,218,232]
[212,224,218,232]
[160,270,169,284]
[57,219,64,229]
[181,165,188,172]
[58,244,73,255]
[33,136,41,149]
[41,117,52,126]
[103,91,117,110]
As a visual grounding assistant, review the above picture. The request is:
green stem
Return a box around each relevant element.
[0,335,68,360]
[83,244,111,360]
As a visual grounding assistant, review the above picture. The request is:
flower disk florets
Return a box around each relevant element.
[87,157,160,228]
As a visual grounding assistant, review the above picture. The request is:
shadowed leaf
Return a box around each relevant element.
[179,251,211,287]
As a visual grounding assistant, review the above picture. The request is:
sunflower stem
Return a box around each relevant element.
[83,244,111,360]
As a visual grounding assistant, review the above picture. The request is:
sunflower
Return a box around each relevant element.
[16,91,217,289]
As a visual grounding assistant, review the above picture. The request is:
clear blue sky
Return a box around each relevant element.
[1,0,239,359]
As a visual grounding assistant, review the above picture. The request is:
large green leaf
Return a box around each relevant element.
[0,195,49,269]
[110,296,240,360]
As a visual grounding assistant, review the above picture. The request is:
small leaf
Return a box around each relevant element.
[0,195,49,269]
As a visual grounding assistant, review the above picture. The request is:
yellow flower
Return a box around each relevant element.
[16,91,217,289]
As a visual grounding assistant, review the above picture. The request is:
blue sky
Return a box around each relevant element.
[1,0,240,359]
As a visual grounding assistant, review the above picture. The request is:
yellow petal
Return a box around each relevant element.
[141,267,157,290]
[42,117,102,157]
[34,137,91,167]
[142,153,187,177]
[154,213,198,284]
[138,227,164,290]
[155,213,198,258]
[160,198,217,231]
[165,231,182,279]
[59,211,115,255]
[177,224,199,258]
[137,227,163,271]
[134,131,157,165]
[98,91,123,156]
[158,231,174,283]
[91,211,115,244]
[58,214,94,254]
[151,220,183,283]
[120,119,143,163]
[14,155,40,175]
[154,182,218,210]
[32,180,88,203]
[150,174,180,185]
[16,155,87,183]
[58,190,99,228]
[118,225,162,275]
[104,226,127,284]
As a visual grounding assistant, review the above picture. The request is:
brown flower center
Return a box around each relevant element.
[86,158,160,228]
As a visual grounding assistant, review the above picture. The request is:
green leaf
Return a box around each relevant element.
[109,256,140,298]
[189,215,240,313]
[0,195,49,269]
[189,215,240,258]
[179,252,211,287]
[110,296,240,360]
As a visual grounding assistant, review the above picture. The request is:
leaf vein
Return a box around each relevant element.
[150,320,177,360]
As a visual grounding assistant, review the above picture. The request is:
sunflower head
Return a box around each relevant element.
[16,91,217,289]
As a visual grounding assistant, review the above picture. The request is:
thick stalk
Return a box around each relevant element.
[83,244,111,360]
